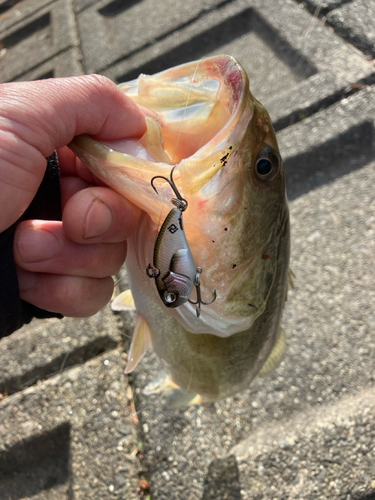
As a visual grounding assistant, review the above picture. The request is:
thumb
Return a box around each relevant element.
[0,75,146,232]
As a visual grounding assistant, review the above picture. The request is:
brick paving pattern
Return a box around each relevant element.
[0,0,374,498]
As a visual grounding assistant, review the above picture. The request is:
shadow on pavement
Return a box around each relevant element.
[202,455,242,500]
[285,120,374,200]
[0,422,72,499]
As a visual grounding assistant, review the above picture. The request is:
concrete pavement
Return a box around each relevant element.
[1,0,374,498]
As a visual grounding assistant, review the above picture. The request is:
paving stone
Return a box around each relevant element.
[99,0,374,130]
[294,1,375,59]
[294,0,354,15]
[12,47,84,80]
[123,85,375,499]
[0,0,82,82]
[0,0,55,23]
[0,303,135,396]
[0,349,142,499]
[76,0,229,74]
[74,0,101,13]
[327,0,375,58]
[232,387,375,500]
[0,0,24,15]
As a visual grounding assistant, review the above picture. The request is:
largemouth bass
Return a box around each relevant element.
[70,55,290,407]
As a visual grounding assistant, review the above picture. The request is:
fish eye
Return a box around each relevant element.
[164,291,178,304]
[254,148,280,181]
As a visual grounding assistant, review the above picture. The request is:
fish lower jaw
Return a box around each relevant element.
[168,301,256,337]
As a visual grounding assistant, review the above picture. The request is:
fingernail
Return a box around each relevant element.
[84,198,113,239]
[139,105,160,120]
[16,227,60,263]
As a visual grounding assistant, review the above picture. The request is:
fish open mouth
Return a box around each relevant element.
[70,55,251,202]
[117,55,248,163]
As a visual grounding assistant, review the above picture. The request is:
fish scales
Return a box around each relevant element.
[69,55,290,406]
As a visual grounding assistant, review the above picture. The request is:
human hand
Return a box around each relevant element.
[0,75,146,317]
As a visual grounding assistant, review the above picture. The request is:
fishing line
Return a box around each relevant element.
[108,273,135,342]
[155,192,165,238]
[171,57,203,164]
[113,59,207,425]
[178,363,196,406]
[153,58,203,250]
[108,308,133,341]
[113,275,126,287]
[302,0,322,53]
[295,0,323,78]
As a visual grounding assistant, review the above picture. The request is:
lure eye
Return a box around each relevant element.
[164,291,178,304]
[255,148,280,181]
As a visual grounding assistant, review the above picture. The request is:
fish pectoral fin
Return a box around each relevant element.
[125,313,152,374]
[166,389,203,409]
[143,369,180,395]
[258,327,287,377]
[111,289,136,311]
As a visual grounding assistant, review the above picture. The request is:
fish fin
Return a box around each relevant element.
[166,389,203,409]
[111,289,136,311]
[143,369,180,395]
[258,327,287,377]
[125,313,152,374]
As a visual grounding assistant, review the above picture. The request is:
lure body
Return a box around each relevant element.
[150,207,197,307]
[146,167,216,315]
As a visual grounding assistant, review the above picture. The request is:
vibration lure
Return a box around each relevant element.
[146,166,216,317]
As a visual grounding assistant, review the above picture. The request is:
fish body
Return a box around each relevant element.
[70,55,290,406]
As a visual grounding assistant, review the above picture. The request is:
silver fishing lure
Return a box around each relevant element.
[146,166,216,317]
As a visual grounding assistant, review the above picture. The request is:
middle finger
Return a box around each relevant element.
[14,220,127,278]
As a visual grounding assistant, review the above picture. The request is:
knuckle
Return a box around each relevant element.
[85,74,117,95]
[61,276,112,317]
[85,242,126,277]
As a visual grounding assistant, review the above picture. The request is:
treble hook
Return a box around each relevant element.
[188,267,217,318]
[151,166,188,212]
[148,166,216,317]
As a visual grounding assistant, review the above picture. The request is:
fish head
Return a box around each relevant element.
[70,55,289,338]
